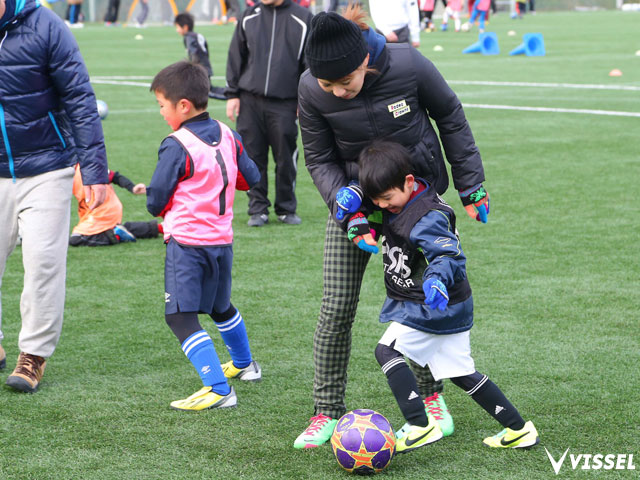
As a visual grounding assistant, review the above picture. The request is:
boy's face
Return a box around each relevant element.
[175,24,188,36]
[155,91,191,131]
[372,175,415,215]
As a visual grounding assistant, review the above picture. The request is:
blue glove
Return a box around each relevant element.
[336,183,363,220]
[459,184,490,224]
[347,212,379,254]
[423,277,449,311]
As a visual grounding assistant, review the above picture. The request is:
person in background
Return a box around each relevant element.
[225,0,313,227]
[70,166,160,246]
[368,0,421,48]
[174,12,227,100]
[441,0,462,31]
[135,0,149,27]
[65,0,84,28]
[104,0,120,25]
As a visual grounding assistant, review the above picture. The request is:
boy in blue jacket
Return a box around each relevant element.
[358,140,538,453]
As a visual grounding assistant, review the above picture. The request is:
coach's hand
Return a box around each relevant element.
[347,212,378,254]
[84,184,108,210]
[423,277,449,311]
[226,98,240,123]
[336,183,363,220]
[459,183,490,223]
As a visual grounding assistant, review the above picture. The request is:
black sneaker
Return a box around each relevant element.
[277,213,301,225]
[248,214,269,227]
[209,86,227,100]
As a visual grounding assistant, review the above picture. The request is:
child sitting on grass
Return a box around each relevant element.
[358,140,538,453]
[70,165,159,246]
[147,61,261,411]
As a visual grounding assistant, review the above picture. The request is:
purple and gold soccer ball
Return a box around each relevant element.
[331,409,396,475]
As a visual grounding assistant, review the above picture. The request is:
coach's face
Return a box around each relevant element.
[0,0,6,19]
[261,0,284,6]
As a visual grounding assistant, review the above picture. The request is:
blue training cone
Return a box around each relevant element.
[509,33,545,56]
[462,32,500,55]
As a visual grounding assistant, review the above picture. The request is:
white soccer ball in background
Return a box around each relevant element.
[461,22,471,32]
[96,99,108,120]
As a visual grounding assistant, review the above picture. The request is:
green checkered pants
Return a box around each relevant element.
[313,216,442,419]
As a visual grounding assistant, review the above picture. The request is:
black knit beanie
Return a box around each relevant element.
[305,12,368,81]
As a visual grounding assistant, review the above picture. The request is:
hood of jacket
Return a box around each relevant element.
[1,0,37,31]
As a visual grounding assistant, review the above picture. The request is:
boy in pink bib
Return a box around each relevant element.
[147,61,262,411]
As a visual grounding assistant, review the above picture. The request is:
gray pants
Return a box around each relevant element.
[0,167,74,358]
[313,216,442,419]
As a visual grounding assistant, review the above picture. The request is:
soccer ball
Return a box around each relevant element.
[461,22,471,32]
[331,409,396,475]
[96,99,108,120]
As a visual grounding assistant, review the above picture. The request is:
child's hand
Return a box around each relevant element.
[132,183,147,195]
[347,212,378,254]
[459,184,490,223]
[423,277,449,311]
[336,182,363,220]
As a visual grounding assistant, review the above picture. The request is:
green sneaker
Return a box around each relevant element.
[293,414,338,449]
[424,392,454,436]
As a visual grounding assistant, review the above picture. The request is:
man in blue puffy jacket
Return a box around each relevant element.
[0,0,108,393]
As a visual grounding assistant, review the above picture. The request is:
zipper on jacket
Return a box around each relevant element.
[263,9,277,96]
[0,103,16,182]
[48,111,67,149]
[363,93,381,138]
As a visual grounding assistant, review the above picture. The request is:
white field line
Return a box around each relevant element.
[449,80,640,92]
[463,103,640,118]
[92,78,640,117]
[93,77,640,91]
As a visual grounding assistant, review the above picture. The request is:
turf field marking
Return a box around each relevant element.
[463,103,640,117]
[91,78,640,117]
[449,80,640,92]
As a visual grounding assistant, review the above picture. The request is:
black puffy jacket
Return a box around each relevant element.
[298,42,484,225]
[0,0,107,184]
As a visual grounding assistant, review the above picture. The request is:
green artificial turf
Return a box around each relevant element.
[0,9,638,479]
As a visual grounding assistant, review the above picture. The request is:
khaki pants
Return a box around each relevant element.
[0,167,74,358]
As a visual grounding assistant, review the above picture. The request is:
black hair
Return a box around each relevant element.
[174,12,194,31]
[358,140,413,199]
[150,61,209,110]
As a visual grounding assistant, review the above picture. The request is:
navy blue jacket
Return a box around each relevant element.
[379,181,473,334]
[147,113,260,217]
[0,0,108,184]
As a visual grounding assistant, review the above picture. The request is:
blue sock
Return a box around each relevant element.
[215,309,252,369]
[181,330,230,396]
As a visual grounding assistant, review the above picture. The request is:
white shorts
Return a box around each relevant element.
[379,322,475,381]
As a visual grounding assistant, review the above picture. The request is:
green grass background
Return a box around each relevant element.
[1,10,639,480]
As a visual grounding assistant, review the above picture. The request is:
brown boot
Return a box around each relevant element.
[0,345,5,370]
[6,352,46,393]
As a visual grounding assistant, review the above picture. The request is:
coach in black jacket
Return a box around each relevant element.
[225,0,313,226]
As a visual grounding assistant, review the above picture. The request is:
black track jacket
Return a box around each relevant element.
[225,0,313,100]
[298,43,485,225]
